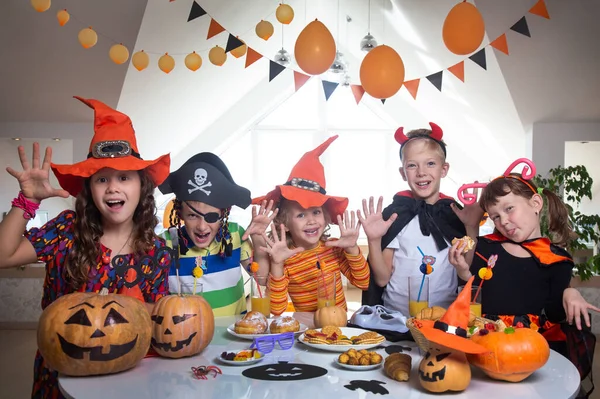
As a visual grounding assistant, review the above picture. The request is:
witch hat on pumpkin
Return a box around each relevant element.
[416,276,488,354]
[51,96,171,197]
[252,135,348,222]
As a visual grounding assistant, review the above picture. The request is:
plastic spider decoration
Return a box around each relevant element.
[191,365,222,380]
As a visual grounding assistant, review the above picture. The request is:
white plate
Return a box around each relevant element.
[334,358,383,371]
[297,327,385,353]
[217,354,264,366]
[227,319,308,340]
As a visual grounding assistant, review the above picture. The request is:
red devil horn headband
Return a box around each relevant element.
[395,122,446,160]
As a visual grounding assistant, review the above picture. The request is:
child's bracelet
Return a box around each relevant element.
[11,191,40,220]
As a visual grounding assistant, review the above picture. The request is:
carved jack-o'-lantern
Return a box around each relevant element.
[151,294,215,358]
[37,290,152,376]
[418,344,471,393]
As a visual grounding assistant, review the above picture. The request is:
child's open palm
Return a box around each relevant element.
[326,210,361,249]
[6,143,69,202]
[357,196,398,240]
[261,223,304,265]
[563,288,600,330]
[242,200,279,240]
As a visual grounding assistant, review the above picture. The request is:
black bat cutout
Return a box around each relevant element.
[242,362,327,381]
[344,380,389,395]
[384,345,413,354]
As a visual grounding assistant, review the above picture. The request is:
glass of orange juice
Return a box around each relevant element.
[408,276,429,317]
[317,272,336,309]
[251,274,270,318]
[459,285,482,317]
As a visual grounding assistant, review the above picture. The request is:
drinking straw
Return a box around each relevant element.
[316,258,330,301]
[416,246,430,302]
[472,252,490,304]
[417,246,425,257]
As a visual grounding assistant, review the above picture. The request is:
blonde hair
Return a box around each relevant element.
[272,198,331,247]
[400,129,447,162]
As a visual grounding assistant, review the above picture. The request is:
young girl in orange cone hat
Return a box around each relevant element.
[0,97,171,398]
[250,135,370,316]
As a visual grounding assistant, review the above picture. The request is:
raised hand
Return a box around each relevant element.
[563,288,600,330]
[6,143,69,202]
[451,182,485,228]
[326,210,360,249]
[261,223,304,266]
[242,200,279,241]
[357,196,397,240]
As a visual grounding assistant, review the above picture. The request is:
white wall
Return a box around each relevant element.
[565,141,600,217]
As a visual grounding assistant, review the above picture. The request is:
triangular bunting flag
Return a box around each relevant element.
[187,1,207,22]
[245,47,262,68]
[294,71,311,92]
[529,0,550,19]
[381,99,386,105]
[490,34,509,55]
[322,81,339,101]
[447,61,465,82]
[426,71,443,92]
[510,16,531,37]
[469,48,487,70]
[207,19,225,39]
[269,61,286,82]
[225,34,245,53]
[403,79,420,100]
[350,85,365,104]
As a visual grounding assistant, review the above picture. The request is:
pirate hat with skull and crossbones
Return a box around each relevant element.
[252,135,348,222]
[158,152,251,210]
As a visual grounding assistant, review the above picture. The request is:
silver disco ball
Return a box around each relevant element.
[360,33,378,52]
[329,51,347,73]
[274,48,291,66]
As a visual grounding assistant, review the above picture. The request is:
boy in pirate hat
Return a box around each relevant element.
[159,152,256,316]
[0,96,171,397]
[254,135,370,316]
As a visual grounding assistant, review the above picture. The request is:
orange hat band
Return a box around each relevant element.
[433,321,468,338]
[87,139,141,160]
[283,177,326,195]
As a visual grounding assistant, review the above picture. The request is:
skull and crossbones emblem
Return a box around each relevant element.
[188,168,212,195]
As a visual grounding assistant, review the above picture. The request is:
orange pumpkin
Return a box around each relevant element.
[151,294,215,358]
[314,306,347,328]
[468,327,550,382]
[419,343,472,392]
[37,290,151,376]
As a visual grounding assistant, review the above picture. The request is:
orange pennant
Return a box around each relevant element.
[490,34,509,55]
[403,79,420,100]
[294,71,311,92]
[350,85,365,104]
[447,61,465,82]
[207,19,225,39]
[529,0,550,19]
[245,47,263,68]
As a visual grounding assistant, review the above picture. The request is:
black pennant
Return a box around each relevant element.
[380,98,386,105]
[225,34,245,53]
[269,60,286,82]
[426,71,443,91]
[510,16,531,37]
[188,1,207,22]
[469,48,487,70]
[322,81,339,100]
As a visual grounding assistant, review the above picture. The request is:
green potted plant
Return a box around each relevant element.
[533,165,600,280]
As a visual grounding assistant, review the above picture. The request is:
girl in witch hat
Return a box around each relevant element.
[0,96,171,398]
[253,135,370,316]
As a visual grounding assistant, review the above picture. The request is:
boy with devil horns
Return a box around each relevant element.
[358,123,483,316]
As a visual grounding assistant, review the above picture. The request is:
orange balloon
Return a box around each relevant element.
[255,20,274,41]
[78,27,98,49]
[443,2,485,55]
[359,45,405,99]
[56,9,70,26]
[276,4,294,25]
[31,0,50,12]
[294,19,336,76]
[132,50,149,71]
[230,37,247,58]
[109,44,130,65]
[185,51,202,71]
[209,46,227,66]
[158,53,175,74]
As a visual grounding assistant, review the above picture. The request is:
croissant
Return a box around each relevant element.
[384,353,411,382]
[415,306,446,321]
[451,236,475,253]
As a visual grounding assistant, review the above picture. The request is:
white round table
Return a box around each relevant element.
[59,314,581,399]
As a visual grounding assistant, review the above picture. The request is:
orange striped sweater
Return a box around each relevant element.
[268,240,370,316]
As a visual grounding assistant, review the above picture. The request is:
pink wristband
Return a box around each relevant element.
[11,192,40,220]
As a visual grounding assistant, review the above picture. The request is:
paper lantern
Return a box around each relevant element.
[255,20,274,41]
[294,19,336,75]
[276,4,294,25]
[132,50,149,71]
[109,44,130,65]
[185,52,202,71]
[230,37,247,58]
[56,9,70,26]
[78,27,98,49]
[158,53,175,74]
[359,45,405,99]
[31,0,51,12]
[443,2,485,55]
[208,46,227,66]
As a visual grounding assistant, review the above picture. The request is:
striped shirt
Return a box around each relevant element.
[163,223,251,316]
[268,240,369,316]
